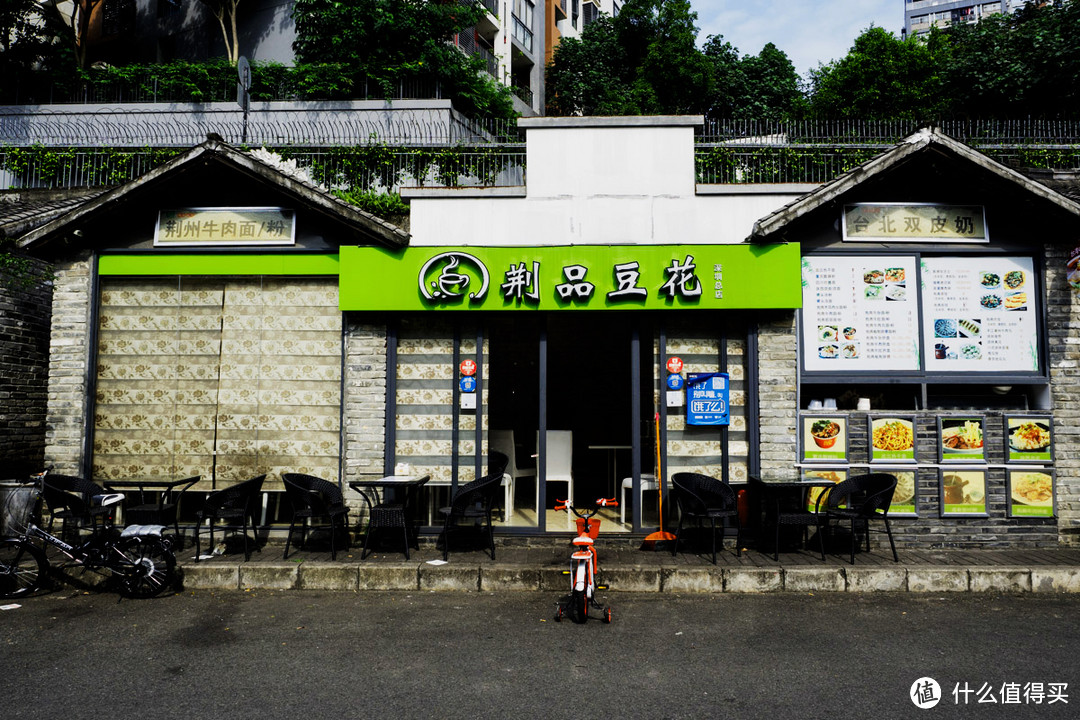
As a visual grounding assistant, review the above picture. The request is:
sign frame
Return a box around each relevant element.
[868,415,917,463]
[1003,415,1053,464]
[939,467,989,518]
[937,416,987,464]
[800,415,849,463]
[154,207,296,247]
[685,372,730,426]
[877,467,919,517]
[842,203,988,243]
[1005,467,1055,518]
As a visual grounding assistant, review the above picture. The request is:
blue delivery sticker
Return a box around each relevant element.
[686,373,729,426]
[667,373,685,391]
[459,376,477,393]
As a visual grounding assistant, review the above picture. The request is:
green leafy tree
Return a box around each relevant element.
[808,26,947,120]
[547,0,714,115]
[0,0,76,101]
[545,17,630,115]
[292,0,514,121]
[941,0,1080,118]
[703,36,804,119]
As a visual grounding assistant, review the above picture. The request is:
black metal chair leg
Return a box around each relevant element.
[284,518,297,559]
[884,517,898,562]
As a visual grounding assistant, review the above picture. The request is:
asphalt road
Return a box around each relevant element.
[1,589,1077,720]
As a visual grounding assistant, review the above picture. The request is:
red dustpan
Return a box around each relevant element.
[641,412,675,551]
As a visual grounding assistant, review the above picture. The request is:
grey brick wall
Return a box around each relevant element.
[342,320,388,483]
[757,312,798,472]
[0,258,52,476]
[42,251,93,476]
[1047,243,1079,546]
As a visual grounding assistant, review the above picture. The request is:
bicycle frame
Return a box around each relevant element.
[554,498,616,624]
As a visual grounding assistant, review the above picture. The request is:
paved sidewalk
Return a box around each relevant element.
[177,535,1080,594]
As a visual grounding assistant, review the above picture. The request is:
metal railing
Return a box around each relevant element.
[2,117,1077,191]
[0,107,522,148]
[0,145,527,191]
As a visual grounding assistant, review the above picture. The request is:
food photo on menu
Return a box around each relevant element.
[803,416,847,461]
[886,471,917,515]
[1006,417,1052,461]
[862,266,907,302]
[939,417,985,462]
[870,417,916,461]
[941,470,987,516]
[1008,470,1055,517]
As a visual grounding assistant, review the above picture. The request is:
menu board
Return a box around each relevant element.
[802,256,921,372]
[922,256,1039,373]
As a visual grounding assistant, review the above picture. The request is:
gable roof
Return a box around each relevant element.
[16,136,410,251]
[748,127,1080,243]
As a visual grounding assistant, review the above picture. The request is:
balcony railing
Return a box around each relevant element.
[512,16,534,53]
[512,84,534,106]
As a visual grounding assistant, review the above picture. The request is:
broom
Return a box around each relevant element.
[641,411,675,551]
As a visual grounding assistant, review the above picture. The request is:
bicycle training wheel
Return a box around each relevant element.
[115,537,176,598]
[0,538,47,598]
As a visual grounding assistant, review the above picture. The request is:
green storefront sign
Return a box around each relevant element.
[339,244,802,311]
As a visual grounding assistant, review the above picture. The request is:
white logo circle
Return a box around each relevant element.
[911,677,942,709]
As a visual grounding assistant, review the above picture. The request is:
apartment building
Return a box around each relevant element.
[81,0,551,116]
[904,0,1032,37]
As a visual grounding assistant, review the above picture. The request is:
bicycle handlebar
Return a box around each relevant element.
[554,498,619,517]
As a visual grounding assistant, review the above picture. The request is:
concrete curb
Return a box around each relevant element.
[176,562,1080,593]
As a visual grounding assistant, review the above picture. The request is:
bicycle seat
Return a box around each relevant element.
[92,493,126,508]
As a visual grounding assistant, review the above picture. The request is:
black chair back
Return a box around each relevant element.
[283,473,345,515]
[818,473,897,517]
[672,472,736,513]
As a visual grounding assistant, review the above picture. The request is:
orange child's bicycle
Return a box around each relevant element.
[553,497,617,624]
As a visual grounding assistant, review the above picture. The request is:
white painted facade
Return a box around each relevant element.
[403,116,813,247]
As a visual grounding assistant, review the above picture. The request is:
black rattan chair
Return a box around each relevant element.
[281,473,350,560]
[670,472,742,563]
[437,468,504,561]
[42,475,111,539]
[815,473,899,564]
[194,475,266,561]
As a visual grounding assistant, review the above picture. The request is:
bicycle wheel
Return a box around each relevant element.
[114,536,176,598]
[569,589,587,624]
[0,538,47,598]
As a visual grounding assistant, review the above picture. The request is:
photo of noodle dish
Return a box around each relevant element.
[872,419,914,452]
[1011,472,1053,507]
[885,267,905,284]
[890,473,916,505]
[1009,421,1051,451]
[941,420,983,451]
[818,344,839,359]
[863,269,884,284]
[885,285,906,301]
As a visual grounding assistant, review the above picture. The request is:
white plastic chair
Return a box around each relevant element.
[490,430,535,521]
[539,430,574,529]
[620,474,658,526]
